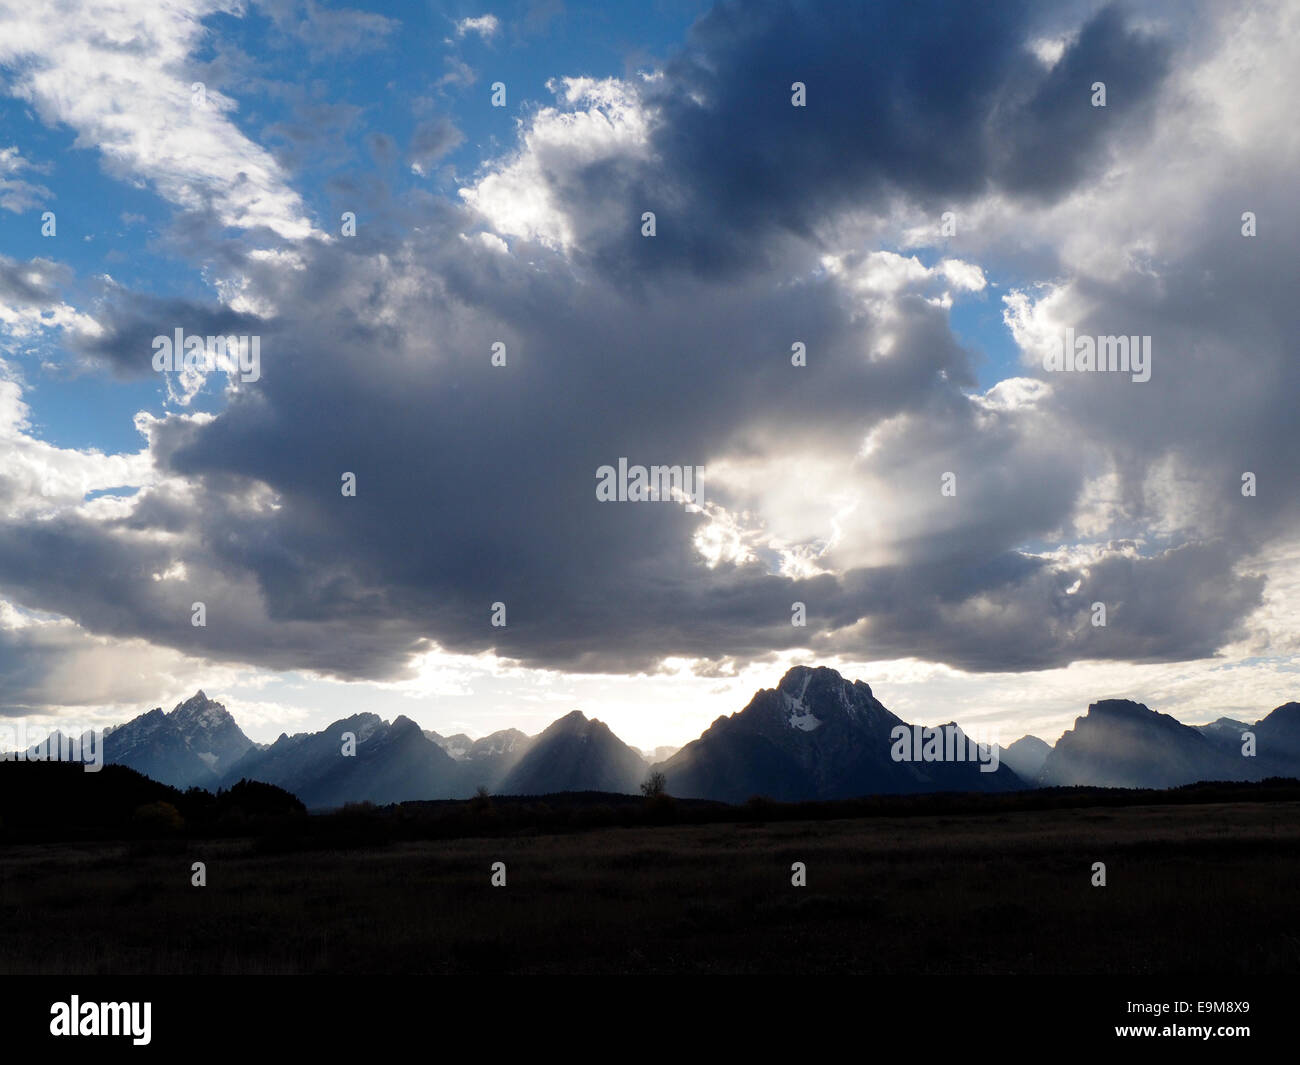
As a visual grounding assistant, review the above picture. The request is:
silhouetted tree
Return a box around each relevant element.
[470,785,494,814]
[641,771,667,798]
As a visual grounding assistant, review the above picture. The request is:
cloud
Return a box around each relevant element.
[0,0,315,240]
[408,116,464,175]
[455,1,1171,278]
[0,0,1292,695]
[256,0,397,57]
[0,144,50,212]
[454,15,500,40]
[0,372,152,522]
[0,598,213,717]
[438,57,478,90]
[366,131,397,167]
[0,256,101,352]
[459,77,653,249]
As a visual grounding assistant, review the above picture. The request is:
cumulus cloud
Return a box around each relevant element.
[459,77,653,250]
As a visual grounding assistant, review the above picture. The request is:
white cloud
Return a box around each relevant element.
[454,14,500,40]
[459,77,652,250]
[825,250,986,304]
[0,0,314,240]
[0,371,153,522]
[0,144,50,212]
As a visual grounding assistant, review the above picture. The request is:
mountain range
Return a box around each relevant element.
[20,691,254,790]
[1036,698,1300,788]
[9,669,1300,808]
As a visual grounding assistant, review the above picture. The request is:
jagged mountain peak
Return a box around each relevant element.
[778,664,872,697]
[31,675,1299,807]
[170,691,235,729]
[659,665,1016,802]
[764,665,886,730]
[75,691,254,790]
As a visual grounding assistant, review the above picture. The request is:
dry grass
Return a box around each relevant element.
[2,800,1298,974]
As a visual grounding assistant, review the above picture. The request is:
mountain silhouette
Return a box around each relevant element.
[1194,701,1300,776]
[655,665,1021,802]
[14,679,1300,807]
[1037,699,1262,788]
[1000,735,1052,780]
[219,712,462,808]
[25,691,253,789]
[498,711,647,795]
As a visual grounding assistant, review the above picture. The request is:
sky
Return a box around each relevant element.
[0,0,1297,752]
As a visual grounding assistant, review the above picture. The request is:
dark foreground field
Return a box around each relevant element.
[2,798,1298,974]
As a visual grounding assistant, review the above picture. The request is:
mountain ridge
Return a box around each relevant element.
[10,674,1300,807]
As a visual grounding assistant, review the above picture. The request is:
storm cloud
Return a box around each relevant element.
[0,0,1291,698]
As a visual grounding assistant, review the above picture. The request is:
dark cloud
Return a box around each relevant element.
[0,256,67,305]
[408,116,464,171]
[531,1,1172,277]
[67,290,267,379]
[992,5,1170,198]
[819,543,1264,671]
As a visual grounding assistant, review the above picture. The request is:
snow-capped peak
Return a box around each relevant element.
[170,692,234,733]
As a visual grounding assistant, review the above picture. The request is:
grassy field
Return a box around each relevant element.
[2,798,1298,974]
